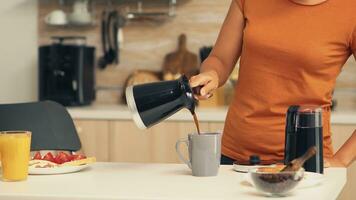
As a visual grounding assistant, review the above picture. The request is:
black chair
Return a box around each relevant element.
[0,101,81,151]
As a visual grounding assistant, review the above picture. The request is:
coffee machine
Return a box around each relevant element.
[39,36,96,106]
[126,75,196,129]
[285,105,324,173]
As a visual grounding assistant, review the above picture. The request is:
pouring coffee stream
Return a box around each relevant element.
[192,112,201,135]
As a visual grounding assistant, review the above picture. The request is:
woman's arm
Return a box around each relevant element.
[328,34,356,167]
[327,131,356,167]
[326,22,356,167]
[334,130,356,166]
[190,1,245,99]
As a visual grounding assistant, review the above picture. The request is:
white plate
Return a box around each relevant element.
[243,171,325,189]
[29,164,90,175]
[233,163,276,173]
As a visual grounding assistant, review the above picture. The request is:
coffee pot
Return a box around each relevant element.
[285,105,324,173]
[126,75,196,129]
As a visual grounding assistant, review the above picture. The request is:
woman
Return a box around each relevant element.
[190,0,356,167]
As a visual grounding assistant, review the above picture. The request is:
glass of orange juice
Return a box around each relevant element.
[0,131,31,181]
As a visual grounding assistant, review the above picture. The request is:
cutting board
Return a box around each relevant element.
[162,34,198,80]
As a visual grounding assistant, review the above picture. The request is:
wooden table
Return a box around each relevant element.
[0,163,347,200]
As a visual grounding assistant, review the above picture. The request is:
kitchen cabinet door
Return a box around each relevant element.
[73,120,110,162]
[109,121,209,163]
[109,121,152,163]
[150,121,209,163]
[208,122,225,133]
[330,124,356,200]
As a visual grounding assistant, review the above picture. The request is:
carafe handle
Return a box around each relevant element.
[175,138,192,169]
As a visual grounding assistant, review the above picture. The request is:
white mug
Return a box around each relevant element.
[73,0,89,14]
[45,10,67,25]
[68,0,92,25]
[176,133,222,177]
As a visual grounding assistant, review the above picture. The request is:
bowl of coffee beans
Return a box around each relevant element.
[249,167,304,196]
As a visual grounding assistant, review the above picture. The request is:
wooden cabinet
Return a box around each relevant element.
[208,122,225,133]
[109,121,209,163]
[73,120,110,162]
[74,119,211,163]
[73,119,355,200]
[109,121,152,163]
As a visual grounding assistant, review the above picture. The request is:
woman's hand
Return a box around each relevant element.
[189,70,219,100]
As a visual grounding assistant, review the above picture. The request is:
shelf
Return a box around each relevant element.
[45,22,97,28]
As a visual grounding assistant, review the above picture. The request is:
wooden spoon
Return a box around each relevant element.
[281,146,317,172]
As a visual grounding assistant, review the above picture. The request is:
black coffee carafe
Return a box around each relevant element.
[126,75,196,129]
[285,105,324,174]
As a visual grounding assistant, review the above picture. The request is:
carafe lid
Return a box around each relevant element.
[296,105,322,128]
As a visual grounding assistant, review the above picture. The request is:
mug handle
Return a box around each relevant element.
[175,138,192,169]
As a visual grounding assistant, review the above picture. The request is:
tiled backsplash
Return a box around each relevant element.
[38,0,356,109]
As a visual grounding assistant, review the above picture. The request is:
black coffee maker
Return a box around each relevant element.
[285,105,324,173]
[126,75,196,129]
[39,36,96,106]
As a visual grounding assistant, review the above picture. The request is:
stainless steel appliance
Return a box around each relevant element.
[285,105,324,173]
[39,36,96,106]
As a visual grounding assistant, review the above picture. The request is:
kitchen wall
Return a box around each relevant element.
[0,0,38,104]
[38,0,231,104]
[37,0,356,108]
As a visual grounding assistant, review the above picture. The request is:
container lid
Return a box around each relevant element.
[296,105,323,128]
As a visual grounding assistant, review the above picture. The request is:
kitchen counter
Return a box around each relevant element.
[67,105,228,122]
[0,163,346,200]
[67,105,356,124]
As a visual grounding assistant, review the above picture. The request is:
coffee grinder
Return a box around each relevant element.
[285,105,324,173]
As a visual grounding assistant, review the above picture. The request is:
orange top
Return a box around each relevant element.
[221,0,356,162]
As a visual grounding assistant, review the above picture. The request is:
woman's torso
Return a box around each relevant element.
[222,0,356,162]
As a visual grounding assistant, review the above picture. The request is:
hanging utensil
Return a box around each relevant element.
[98,9,124,69]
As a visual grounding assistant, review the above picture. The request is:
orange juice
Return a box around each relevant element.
[0,131,31,181]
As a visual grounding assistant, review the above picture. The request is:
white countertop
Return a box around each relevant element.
[0,163,346,200]
[67,105,228,122]
[67,105,356,124]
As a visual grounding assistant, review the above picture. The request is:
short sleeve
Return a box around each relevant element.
[234,0,245,14]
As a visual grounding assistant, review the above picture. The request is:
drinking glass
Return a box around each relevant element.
[0,131,31,181]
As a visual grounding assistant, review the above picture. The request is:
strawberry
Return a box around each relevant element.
[33,151,42,160]
[54,152,71,164]
[42,152,55,163]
